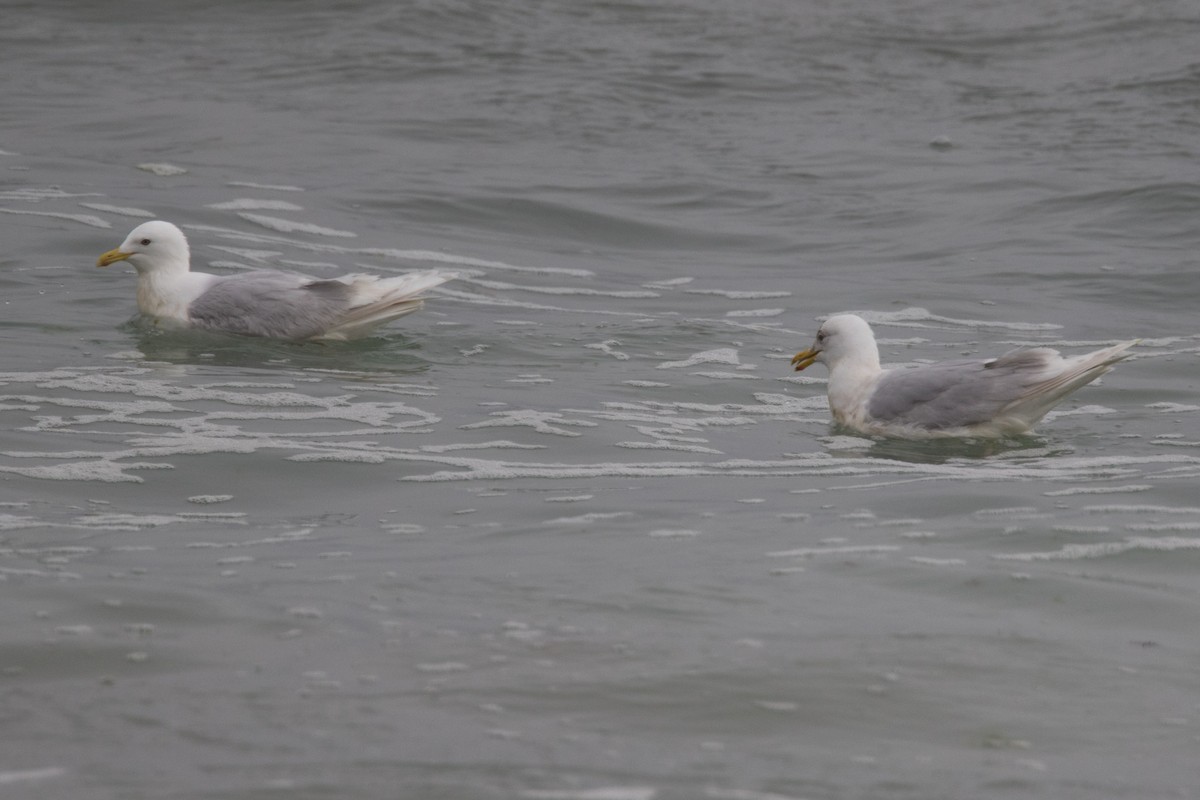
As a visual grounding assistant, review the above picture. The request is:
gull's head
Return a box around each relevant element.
[97,220,191,274]
[791,313,879,372]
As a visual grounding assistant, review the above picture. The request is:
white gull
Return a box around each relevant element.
[97,220,453,341]
[791,314,1136,438]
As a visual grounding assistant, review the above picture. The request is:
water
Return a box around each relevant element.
[2,1,1199,798]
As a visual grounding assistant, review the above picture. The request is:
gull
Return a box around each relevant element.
[97,220,454,341]
[791,314,1136,437]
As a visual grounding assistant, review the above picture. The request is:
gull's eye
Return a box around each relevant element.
[139,238,151,246]
[817,332,827,343]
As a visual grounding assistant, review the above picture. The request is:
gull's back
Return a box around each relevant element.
[867,342,1136,435]
[188,272,354,340]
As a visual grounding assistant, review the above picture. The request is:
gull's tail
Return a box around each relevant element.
[1001,339,1138,428]
[321,270,457,340]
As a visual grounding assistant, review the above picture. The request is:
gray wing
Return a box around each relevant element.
[868,349,1056,430]
[188,271,353,339]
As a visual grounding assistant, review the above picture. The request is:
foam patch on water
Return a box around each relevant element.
[421,440,546,453]
[0,566,81,580]
[1052,525,1112,534]
[1084,504,1200,515]
[973,506,1042,518]
[616,440,723,454]
[909,556,967,566]
[0,208,110,227]
[995,537,1200,561]
[656,348,740,369]
[648,529,700,538]
[72,513,192,530]
[227,181,304,191]
[1045,404,1117,420]
[521,788,656,800]
[858,307,1062,331]
[686,290,792,299]
[1148,402,1200,413]
[237,213,356,237]
[461,410,598,437]
[726,308,786,317]
[27,369,331,407]
[188,529,314,550]
[544,512,633,525]
[211,250,290,270]
[0,460,167,483]
[3,358,1194,491]
[287,451,387,464]
[467,277,657,298]
[0,366,454,482]
[703,789,809,800]
[79,203,155,217]
[0,767,67,785]
[1124,521,1200,532]
[137,162,188,176]
[768,544,904,558]
[585,340,631,360]
[1150,439,1200,448]
[1043,485,1152,496]
[436,286,641,316]
[376,252,592,277]
[506,374,554,385]
[399,452,1197,484]
[0,188,103,202]
[208,199,305,211]
[690,371,760,380]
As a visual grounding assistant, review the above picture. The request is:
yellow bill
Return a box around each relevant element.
[96,248,131,268]
[791,347,819,371]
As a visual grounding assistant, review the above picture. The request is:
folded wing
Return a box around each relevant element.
[868,342,1136,433]
[187,270,454,340]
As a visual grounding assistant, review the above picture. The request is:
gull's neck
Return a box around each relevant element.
[825,349,883,428]
[132,257,217,323]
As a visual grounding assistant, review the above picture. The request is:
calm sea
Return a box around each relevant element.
[2,1,1199,798]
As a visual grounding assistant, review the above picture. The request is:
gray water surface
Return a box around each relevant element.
[2,1,1199,798]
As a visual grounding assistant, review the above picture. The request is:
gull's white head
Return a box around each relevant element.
[791,313,880,372]
[97,220,191,274]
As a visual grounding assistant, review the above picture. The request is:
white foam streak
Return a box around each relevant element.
[399,452,1197,484]
[79,203,155,217]
[858,307,1062,331]
[208,199,304,211]
[363,250,593,277]
[465,277,657,298]
[616,441,724,454]
[768,545,901,558]
[434,286,641,316]
[522,788,656,800]
[237,213,356,237]
[0,208,110,227]
[1084,504,1200,515]
[0,767,67,785]
[656,348,740,369]
[227,181,304,191]
[996,537,1200,561]
[585,340,631,360]
[1043,485,1152,496]
[461,410,598,437]
[685,289,792,299]
[545,512,633,525]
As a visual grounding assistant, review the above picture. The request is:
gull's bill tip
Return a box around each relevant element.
[791,348,818,371]
[96,248,130,268]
